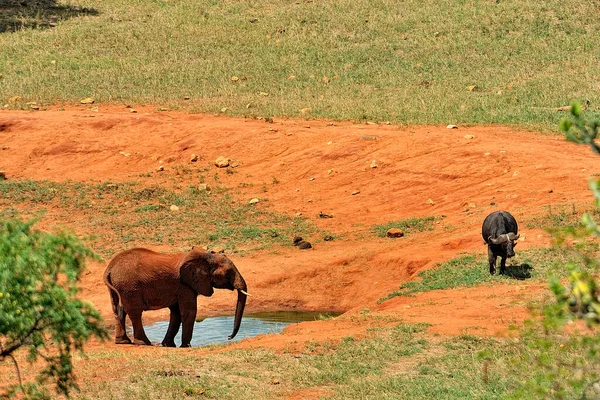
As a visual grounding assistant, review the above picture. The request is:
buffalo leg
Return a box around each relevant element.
[487,247,497,275]
[161,303,181,347]
[500,256,507,275]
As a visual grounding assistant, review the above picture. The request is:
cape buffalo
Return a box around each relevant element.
[482,211,520,275]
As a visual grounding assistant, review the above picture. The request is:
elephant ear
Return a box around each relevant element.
[179,249,215,297]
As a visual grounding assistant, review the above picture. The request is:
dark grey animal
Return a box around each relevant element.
[482,211,520,275]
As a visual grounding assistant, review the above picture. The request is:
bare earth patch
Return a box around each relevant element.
[1,106,598,354]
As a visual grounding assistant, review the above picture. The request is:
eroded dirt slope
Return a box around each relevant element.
[1,107,599,348]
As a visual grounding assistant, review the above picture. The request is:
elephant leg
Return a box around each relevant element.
[488,247,497,275]
[500,256,507,275]
[122,295,151,345]
[109,288,131,344]
[161,303,181,347]
[179,287,198,348]
[128,310,152,345]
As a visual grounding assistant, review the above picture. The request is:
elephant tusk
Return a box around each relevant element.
[240,290,252,296]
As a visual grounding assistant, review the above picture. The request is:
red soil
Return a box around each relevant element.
[1,106,598,353]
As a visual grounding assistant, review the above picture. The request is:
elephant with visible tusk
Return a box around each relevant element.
[103,246,249,347]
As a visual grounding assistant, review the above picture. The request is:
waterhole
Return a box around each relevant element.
[144,311,341,347]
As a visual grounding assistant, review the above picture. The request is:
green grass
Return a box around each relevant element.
[52,318,596,399]
[0,179,316,257]
[526,203,600,229]
[373,216,436,238]
[379,246,593,302]
[1,0,599,128]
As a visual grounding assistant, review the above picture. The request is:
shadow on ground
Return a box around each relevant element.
[0,0,98,33]
[505,263,533,280]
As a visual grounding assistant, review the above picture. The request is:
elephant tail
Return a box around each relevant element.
[104,270,125,319]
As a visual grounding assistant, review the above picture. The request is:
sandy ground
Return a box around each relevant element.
[1,106,599,354]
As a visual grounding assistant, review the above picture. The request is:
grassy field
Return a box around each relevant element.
[1,315,585,399]
[0,179,317,257]
[1,0,599,128]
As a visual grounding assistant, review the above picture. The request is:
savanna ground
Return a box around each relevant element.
[1,0,600,398]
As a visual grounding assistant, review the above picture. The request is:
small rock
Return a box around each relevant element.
[190,154,199,162]
[293,236,304,246]
[170,205,179,212]
[298,241,312,250]
[447,124,458,129]
[231,76,239,82]
[386,228,404,238]
[370,160,378,168]
[323,235,334,241]
[183,96,191,100]
[360,135,378,141]
[295,212,302,217]
[466,85,478,92]
[427,198,435,205]
[249,198,260,205]
[129,109,137,113]
[0,171,6,180]
[319,211,333,219]
[157,165,164,171]
[80,97,94,104]
[215,156,230,168]
[468,202,476,208]
[464,134,475,139]
[308,177,315,181]
[249,18,259,23]
[548,189,553,193]
[271,379,280,385]
[8,96,21,103]
[352,190,360,195]
[119,151,131,157]
[198,184,210,191]
[230,161,239,168]
[2,145,8,150]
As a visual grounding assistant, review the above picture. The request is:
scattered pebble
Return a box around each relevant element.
[427,198,435,205]
[298,241,312,250]
[446,125,458,129]
[157,165,164,172]
[351,190,360,195]
[386,228,404,238]
[198,184,210,191]
[370,160,378,168]
[319,211,333,219]
[170,205,179,212]
[1,146,8,150]
[360,135,378,141]
[249,198,260,205]
[215,156,230,168]
[464,134,475,139]
[323,235,334,241]
[190,154,199,162]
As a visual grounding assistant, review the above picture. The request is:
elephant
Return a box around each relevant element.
[103,246,249,347]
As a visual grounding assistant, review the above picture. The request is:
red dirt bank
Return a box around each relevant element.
[1,107,599,350]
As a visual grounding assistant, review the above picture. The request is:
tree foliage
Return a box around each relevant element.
[500,103,600,399]
[0,218,108,399]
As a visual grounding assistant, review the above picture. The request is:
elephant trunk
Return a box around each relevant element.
[228,273,247,340]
